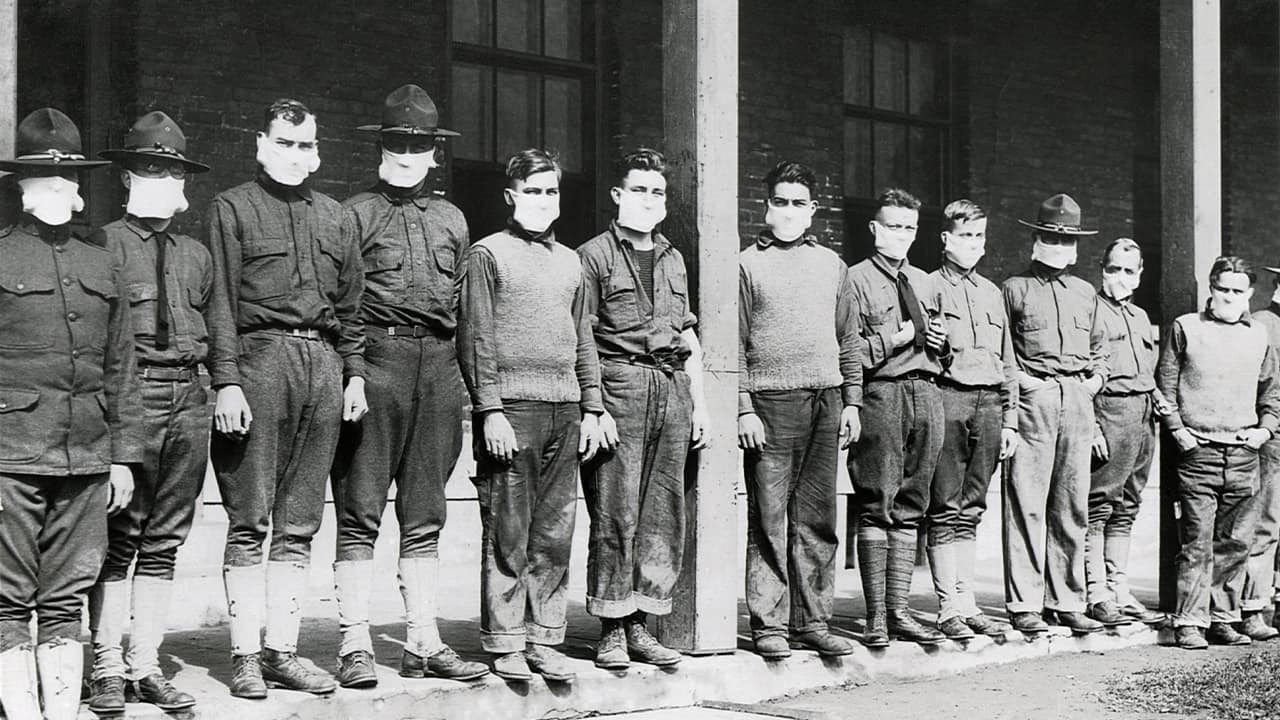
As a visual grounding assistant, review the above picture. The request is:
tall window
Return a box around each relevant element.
[842,22,956,265]
[449,0,597,243]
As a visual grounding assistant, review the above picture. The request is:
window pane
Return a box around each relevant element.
[544,0,582,59]
[496,70,541,162]
[909,126,941,206]
[544,76,582,172]
[842,26,871,106]
[450,64,492,162]
[872,121,908,193]
[873,32,906,112]
[496,0,541,53]
[451,0,493,45]
[908,40,940,117]
[843,118,873,199]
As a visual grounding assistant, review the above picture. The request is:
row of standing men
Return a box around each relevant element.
[2,83,1279,720]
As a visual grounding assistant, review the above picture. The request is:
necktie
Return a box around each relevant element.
[155,232,170,349]
[896,272,927,350]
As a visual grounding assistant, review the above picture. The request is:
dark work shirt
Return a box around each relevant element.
[577,223,697,361]
[848,254,945,380]
[342,182,469,334]
[204,175,365,387]
[96,217,212,369]
[0,218,143,475]
[931,264,1018,429]
[1094,292,1156,394]
[1002,263,1108,382]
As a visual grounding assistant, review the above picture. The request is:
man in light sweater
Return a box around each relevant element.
[579,149,709,670]
[847,187,949,647]
[1158,256,1280,649]
[458,148,603,682]
[738,161,861,659]
[1240,265,1280,640]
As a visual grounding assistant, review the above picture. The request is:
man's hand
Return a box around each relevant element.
[690,404,710,451]
[107,464,134,516]
[342,376,368,422]
[891,320,916,349]
[483,411,518,463]
[579,412,602,461]
[839,406,862,449]
[214,385,252,436]
[738,413,766,451]
[999,428,1020,460]
[1239,427,1272,450]
[1091,432,1110,461]
[1172,428,1200,453]
[1081,375,1103,396]
[597,410,620,452]
[925,316,948,354]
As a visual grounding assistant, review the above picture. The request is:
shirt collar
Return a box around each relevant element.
[123,215,173,243]
[256,172,313,203]
[19,216,73,245]
[506,217,556,246]
[939,262,979,287]
[610,221,671,254]
[756,230,816,249]
[376,180,433,209]
[1029,261,1069,286]
[1098,290,1136,316]
[870,252,912,279]
[1203,305,1253,326]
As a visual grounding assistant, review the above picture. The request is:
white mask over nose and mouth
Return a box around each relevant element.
[378,148,437,188]
[18,175,85,226]
[256,134,320,186]
[508,193,560,234]
[125,173,189,219]
[616,192,667,233]
[1031,239,1078,269]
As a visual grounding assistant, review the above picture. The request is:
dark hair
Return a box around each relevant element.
[1210,255,1256,286]
[942,199,985,232]
[763,160,816,197]
[1099,237,1143,269]
[262,98,313,132]
[876,187,922,213]
[505,148,561,188]
[616,148,666,186]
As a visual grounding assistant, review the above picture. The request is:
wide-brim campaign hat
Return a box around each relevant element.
[99,110,210,173]
[357,84,459,136]
[0,107,111,170]
[1017,193,1098,236]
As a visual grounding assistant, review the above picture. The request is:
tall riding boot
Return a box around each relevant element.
[887,529,943,645]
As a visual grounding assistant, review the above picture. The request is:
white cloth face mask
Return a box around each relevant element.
[378,148,438,188]
[125,173,189,219]
[18,175,85,226]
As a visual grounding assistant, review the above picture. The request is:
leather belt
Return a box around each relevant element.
[1100,390,1150,398]
[936,376,999,392]
[1028,369,1089,381]
[610,354,686,374]
[139,365,197,382]
[283,328,323,340]
[379,325,436,338]
[871,370,936,383]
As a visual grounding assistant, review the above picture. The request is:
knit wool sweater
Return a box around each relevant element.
[739,238,845,392]
[475,230,583,402]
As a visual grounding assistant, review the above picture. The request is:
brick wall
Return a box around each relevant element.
[125,0,448,238]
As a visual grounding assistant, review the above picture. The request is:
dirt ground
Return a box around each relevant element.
[756,640,1280,720]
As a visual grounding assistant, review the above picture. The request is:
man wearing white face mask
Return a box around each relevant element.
[577,149,709,669]
[329,85,487,688]
[1158,256,1280,649]
[85,111,212,713]
[0,107,141,720]
[1082,238,1167,632]
[847,188,949,647]
[925,200,1019,640]
[458,148,603,683]
[739,161,862,659]
[204,98,365,698]
[1001,193,1108,637]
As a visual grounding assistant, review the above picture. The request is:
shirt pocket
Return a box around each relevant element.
[601,265,644,332]
[1062,311,1093,357]
[127,281,159,337]
[976,310,1003,351]
[364,244,406,304]
[429,243,459,305]
[76,264,120,352]
[186,285,209,340]
[0,270,57,349]
[239,237,291,301]
[866,301,898,334]
[0,387,45,463]
[665,270,690,332]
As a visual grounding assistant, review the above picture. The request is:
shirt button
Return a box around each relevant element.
[67,312,78,321]
[410,224,417,229]
[15,283,23,290]
[55,245,65,253]
[62,277,72,286]
[0,402,6,409]
[72,350,80,359]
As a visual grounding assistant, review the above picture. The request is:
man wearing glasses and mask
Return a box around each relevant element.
[329,84,488,688]
[85,111,212,714]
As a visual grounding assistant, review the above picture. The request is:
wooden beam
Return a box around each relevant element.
[654,0,739,655]
[0,0,16,162]
[1157,0,1222,612]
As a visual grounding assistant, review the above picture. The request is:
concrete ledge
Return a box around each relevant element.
[68,623,1159,720]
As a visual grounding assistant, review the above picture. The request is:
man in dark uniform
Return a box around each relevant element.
[1002,194,1107,636]
[85,111,211,713]
[579,148,708,670]
[0,108,141,720]
[458,148,603,683]
[848,188,948,647]
[205,98,365,698]
[330,84,487,688]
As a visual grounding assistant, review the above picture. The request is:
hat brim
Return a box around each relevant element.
[0,158,111,170]
[355,124,461,137]
[1016,219,1099,236]
[98,149,211,173]
[1265,266,1280,275]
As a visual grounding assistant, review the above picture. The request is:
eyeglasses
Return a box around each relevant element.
[133,160,187,179]
[768,197,813,208]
